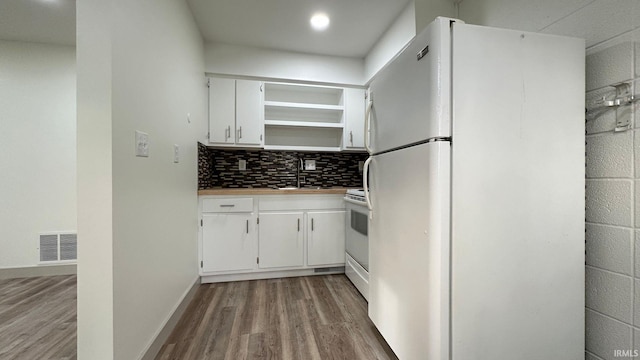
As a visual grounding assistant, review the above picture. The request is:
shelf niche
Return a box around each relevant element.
[263,82,345,151]
[264,126,343,151]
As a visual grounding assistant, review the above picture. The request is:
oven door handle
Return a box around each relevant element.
[363,156,373,218]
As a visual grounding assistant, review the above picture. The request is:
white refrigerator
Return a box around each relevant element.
[363,17,585,360]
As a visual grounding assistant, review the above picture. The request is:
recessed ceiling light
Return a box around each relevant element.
[310,13,330,31]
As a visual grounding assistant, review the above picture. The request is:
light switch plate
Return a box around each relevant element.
[239,159,247,171]
[173,144,180,163]
[135,131,149,157]
[305,160,316,171]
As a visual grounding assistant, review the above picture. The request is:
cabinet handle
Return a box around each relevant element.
[226,125,231,140]
[219,204,235,208]
[297,218,300,232]
[311,218,314,231]
[246,219,249,234]
[238,126,242,139]
[349,131,353,144]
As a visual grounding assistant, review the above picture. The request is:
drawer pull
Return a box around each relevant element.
[311,218,314,231]
[219,204,235,208]
[246,219,249,234]
[297,219,300,232]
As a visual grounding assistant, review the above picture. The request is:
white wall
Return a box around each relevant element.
[458,0,594,33]
[0,40,76,269]
[77,0,114,357]
[205,42,365,86]
[77,0,206,358]
[459,1,640,359]
[364,1,416,83]
[414,0,455,33]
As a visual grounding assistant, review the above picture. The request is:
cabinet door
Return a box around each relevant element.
[202,213,257,272]
[344,88,366,149]
[235,80,263,146]
[308,211,346,266]
[208,78,236,144]
[258,212,303,268]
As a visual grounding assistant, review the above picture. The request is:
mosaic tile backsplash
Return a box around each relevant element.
[198,143,368,189]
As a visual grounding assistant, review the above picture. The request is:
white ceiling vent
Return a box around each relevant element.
[39,232,77,263]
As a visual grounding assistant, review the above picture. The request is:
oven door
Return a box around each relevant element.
[345,200,369,271]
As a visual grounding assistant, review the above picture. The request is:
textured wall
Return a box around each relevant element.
[198,143,367,189]
[583,13,640,360]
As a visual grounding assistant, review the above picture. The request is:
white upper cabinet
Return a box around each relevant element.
[208,77,235,144]
[235,80,264,145]
[208,77,367,152]
[207,77,264,147]
[343,88,366,150]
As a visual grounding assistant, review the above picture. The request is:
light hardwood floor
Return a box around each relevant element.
[156,275,398,360]
[0,275,77,360]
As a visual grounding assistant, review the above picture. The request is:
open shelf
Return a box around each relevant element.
[263,145,343,152]
[264,120,344,128]
[264,83,344,106]
[264,101,344,111]
[264,104,343,124]
[264,126,343,150]
[263,82,346,151]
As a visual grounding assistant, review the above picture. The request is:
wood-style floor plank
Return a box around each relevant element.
[156,275,397,360]
[0,275,77,360]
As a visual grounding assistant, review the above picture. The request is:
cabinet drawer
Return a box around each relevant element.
[203,198,253,213]
[259,195,345,211]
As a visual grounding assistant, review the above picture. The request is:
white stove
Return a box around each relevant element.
[344,188,369,300]
[345,188,367,204]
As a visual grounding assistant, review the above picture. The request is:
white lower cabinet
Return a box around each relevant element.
[199,194,346,282]
[258,212,304,268]
[202,213,257,272]
[307,211,346,266]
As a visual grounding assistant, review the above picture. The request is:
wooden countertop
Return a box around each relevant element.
[198,187,355,196]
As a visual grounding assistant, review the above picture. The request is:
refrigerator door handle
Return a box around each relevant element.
[364,99,373,154]
[363,156,373,218]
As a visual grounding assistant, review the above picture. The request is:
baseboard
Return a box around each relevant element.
[0,264,77,280]
[139,276,200,360]
[200,266,345,284]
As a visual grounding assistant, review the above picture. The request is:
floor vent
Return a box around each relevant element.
[39,232,77,263]
[314,266,345,273]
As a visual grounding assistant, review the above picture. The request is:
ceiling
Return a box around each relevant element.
[187,0,411,58]
[0,0,411,59]
[0,0,76,46]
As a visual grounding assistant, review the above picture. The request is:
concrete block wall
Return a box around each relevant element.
[459,1,639,359]
[584,7,640,359]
